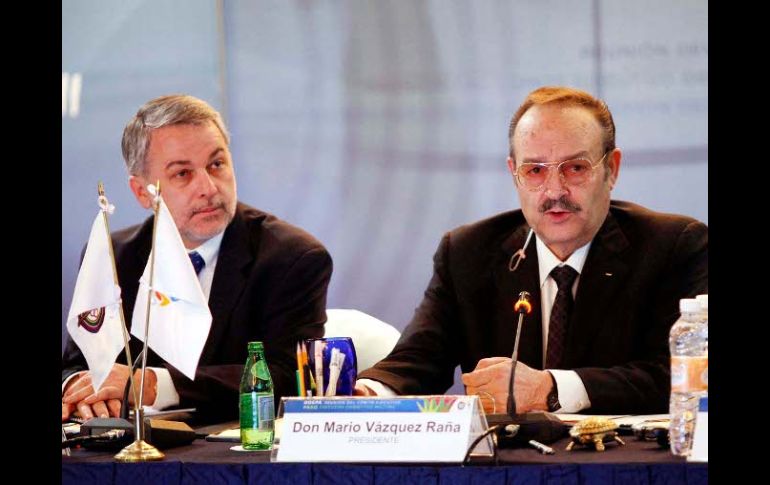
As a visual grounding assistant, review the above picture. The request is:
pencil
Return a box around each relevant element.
[296,342,306,397]
[301,341,312,397]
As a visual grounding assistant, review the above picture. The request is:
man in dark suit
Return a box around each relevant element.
[357,86,707,415]
[62,94,332,424]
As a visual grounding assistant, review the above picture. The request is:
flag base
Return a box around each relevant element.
[114,439,165,462]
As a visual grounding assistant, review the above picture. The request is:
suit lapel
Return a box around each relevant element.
[199,207,254,364]
[492,223,544,369]
[564,210,630,367]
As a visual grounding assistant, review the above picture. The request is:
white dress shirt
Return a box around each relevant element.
[535,236,592,413]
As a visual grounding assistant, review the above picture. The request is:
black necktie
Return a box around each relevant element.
[188,251,205,276]
[546,265,578,369]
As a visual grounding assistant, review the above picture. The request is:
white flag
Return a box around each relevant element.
[131,197,212,380]
[66,212,124,391]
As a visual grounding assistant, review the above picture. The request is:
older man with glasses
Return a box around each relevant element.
[356,85,708,416]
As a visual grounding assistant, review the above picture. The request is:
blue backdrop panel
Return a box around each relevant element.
[63,2,707,396]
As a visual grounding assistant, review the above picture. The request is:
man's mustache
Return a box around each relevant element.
[191,200,226,215]
[539,196,581,213]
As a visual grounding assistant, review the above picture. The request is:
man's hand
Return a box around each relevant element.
[61,364,157,421]
[353,382,377,396]
[461,357,553,414]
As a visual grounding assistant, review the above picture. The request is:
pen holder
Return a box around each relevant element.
[304,337,357,396]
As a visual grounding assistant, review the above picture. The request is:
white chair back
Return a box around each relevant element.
[323,309,401,372]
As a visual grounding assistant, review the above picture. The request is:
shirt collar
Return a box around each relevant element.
[188,231,224,267]
[535,235,591,288]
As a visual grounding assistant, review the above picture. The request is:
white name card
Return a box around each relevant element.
[688,396,708,462]
[273,396,491,462]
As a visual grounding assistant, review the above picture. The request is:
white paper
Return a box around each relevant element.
[688,398,708,462]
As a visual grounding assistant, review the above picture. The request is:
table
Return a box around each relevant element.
[62,434,707,484]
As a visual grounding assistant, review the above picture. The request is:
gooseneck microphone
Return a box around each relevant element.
[484,290,568,447]
[506,291,533,415]
[121,351,145,420]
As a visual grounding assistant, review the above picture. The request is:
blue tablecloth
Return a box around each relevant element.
[62,437,707,484]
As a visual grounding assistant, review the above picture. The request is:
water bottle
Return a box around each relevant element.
[695,294,708,315]
[239,341,275,450]
[669,298,708,456]
[696,294,708,353]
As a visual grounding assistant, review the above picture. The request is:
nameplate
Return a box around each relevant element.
[688,396,708,462]
[273,396,491,462]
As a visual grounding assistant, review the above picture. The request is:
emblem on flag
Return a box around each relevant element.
[77,307,106,332]
[153,291,180,306]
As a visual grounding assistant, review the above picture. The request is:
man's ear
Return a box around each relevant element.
[507,156,518,185]
[607,148,622,189]
[129,176,153,209]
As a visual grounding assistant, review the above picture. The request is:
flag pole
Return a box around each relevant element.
[97,182,140,409]
[115,181,164,462]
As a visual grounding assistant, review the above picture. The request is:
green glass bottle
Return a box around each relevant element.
[239,341,275,450]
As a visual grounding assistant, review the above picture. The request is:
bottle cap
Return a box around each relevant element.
[695,294,708,310]
[679,298,700,313]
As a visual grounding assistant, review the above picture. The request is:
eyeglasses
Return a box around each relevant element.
[515,152,609,191]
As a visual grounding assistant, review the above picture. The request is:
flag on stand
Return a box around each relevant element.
[66,211,124,391]
[130,196,212,380]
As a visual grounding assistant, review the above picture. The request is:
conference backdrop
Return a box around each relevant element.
[63,0,707,392]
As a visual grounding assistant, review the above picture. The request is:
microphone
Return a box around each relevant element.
[484,291,568,447]
[120,350,143,420]
[507,291,533,415]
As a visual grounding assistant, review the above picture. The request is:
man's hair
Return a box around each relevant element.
[507,86,616,165]
[121,94,230,176]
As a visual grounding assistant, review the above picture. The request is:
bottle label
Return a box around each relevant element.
[240,393,275,428]
[258,395,275,429]
[671,356,708,392]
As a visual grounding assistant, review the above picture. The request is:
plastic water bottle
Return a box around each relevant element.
[239,341,275,450]
[695,294,708,315]
[696,294,708,352]
[669,298,708,456]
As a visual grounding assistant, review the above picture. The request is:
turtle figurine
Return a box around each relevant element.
[565,417,626,451]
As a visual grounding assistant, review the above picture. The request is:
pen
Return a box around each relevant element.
[528,439,555,455]
[314,341,324,397]
[308,366,317,395]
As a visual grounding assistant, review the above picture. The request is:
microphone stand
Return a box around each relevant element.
[505,294,528,416]
[484,291,567,447]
